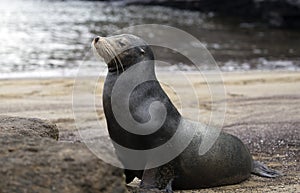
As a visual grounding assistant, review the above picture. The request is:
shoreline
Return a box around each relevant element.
[0,69,299,81]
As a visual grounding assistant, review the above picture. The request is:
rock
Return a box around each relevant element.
[0,135,127,193]
[253,0,300,28]
[121,0,300,28]
[0,116,127,193]
[0,115,59,140]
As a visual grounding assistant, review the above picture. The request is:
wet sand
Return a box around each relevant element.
[0,71,299,192]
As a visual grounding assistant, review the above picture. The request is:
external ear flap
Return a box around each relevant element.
[140,48,145,55]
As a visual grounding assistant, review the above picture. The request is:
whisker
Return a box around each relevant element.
[116,55,125,72]
[105,40,125,73]
[105,44,119,74]
[92,46,103,61]
[94,39,124,75]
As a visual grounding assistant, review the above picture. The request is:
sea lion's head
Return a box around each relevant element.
[92,34,154,72]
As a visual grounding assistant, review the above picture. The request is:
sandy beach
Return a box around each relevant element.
[0,71,299,192]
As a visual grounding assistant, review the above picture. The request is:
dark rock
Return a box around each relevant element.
[0,115,59,140]
[121,0,300,28]
[0,116,127,193]
[255,0,300,28]
[0,136,127,193]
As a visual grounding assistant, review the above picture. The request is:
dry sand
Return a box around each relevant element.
[0,71,299,192]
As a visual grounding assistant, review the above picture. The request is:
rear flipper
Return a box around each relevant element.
[252,161,283,178]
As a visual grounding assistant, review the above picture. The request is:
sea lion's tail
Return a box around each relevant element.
[251,161,283,178]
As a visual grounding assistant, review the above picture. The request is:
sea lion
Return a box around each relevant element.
[92,34,281,191]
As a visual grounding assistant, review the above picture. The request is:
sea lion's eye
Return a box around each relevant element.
[118,41,126,47]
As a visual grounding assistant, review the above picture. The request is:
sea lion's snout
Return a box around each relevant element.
[92,36,108,60]
[94,36,100,43]
[93,36,103,45]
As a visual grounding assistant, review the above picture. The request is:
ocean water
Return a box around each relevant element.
[0,0,299,78]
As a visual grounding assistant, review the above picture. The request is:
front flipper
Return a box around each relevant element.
[140,164,175,192]
[124,169,143,184]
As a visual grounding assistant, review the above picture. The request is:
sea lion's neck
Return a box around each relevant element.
[107,62,127,73]
[103,61,155,102]
[102,60,182,150]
